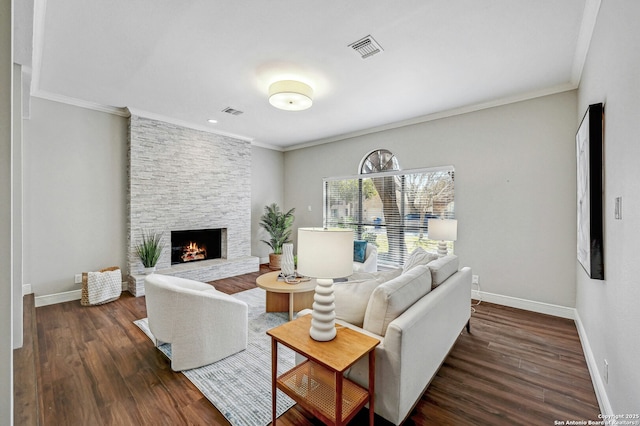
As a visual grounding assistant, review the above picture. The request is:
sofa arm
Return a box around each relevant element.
[346,267,472,425]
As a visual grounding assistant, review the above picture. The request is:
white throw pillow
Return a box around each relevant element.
[334,278,384,327]
[403,247,439,273]
[334,268,402,327]
[428,255,460,288]
[363,265,432,336]
[350,268,402,283]
[378,268,403,281]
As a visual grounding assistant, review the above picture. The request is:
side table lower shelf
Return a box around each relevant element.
[277,360,369,424]
[268,315,379,425]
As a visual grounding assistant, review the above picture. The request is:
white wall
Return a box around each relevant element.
[575,0,640,414]
[1,0,13,421]
[13,63,23,349]
[251,145,285,262]
[285,91,578,309]
[24,97,128,298]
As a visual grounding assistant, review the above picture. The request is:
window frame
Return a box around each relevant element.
[323,165,455,267]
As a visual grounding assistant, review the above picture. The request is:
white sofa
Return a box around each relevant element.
[299,252,471,425]
[144,274,248,371]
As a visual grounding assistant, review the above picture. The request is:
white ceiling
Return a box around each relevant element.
[23,0,599,149]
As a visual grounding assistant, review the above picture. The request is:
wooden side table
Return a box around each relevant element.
[256,271,316,320]
[267,315,379,425]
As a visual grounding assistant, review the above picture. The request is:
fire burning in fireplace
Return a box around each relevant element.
[181,241,207,263]
[171,228,222,265]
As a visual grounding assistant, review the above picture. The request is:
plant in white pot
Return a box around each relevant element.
[259,203,295,270]
[135,230,163,274]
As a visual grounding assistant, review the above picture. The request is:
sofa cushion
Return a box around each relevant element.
[363,264,432,336]
[353,240,368,263]
[428,255,460,288]
[403,247,438,273]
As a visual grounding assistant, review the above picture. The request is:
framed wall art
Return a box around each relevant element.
[576,102,604,280]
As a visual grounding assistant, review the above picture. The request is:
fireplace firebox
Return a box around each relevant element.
[171,229,222,265]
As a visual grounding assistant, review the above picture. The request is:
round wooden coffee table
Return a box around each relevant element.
[256,271,317,320]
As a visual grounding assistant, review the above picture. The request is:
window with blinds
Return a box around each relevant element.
[324,166,455,267]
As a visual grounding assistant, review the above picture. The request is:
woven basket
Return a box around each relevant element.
[81,266,121,306]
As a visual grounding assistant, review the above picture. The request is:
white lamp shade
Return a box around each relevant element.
[428,219,458,241]
[268,80,313,111]
[297,227,353,278]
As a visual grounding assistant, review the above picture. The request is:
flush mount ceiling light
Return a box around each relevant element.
[268,80,313,111]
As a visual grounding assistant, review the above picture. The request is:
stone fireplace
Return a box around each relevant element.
[126,114,258,296]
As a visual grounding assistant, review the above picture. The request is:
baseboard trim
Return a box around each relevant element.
[34,282,128,307]
[35,289,81,307]
[471,290,609,415]
[472,290,575,319]
[22,283,32,296]
[574,310,612,416]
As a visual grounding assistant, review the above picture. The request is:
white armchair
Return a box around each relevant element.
[144,274,248,371]
[353,243,378,273]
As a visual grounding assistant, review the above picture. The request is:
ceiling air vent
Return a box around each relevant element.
[349,35,383,59]
[222,107,243,116]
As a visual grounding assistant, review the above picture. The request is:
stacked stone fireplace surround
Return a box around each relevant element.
[127,115,258,296]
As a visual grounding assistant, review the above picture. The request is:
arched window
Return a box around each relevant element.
[324,149,455,266]
[359,149,400,174]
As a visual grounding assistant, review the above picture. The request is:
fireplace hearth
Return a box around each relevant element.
[171,229,222,265]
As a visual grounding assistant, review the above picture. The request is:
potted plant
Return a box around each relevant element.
[260,203,295,270]
[135,230,163,274]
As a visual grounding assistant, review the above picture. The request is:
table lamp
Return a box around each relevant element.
[297,227,353,341]
[427,218,458,256]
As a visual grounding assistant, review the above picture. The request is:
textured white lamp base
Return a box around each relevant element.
[437,241,449,257]
[309,278,336,341]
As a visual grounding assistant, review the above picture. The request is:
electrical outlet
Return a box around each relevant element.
[74,274,82,284]
[604,359,609,384]
[472,275,479,284]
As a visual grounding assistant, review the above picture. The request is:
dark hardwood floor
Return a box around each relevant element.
[15,265,600,425]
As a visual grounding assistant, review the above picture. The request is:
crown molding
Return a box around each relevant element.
[571,0,602,85]
[284,82,578,152]
[31,90,256,143]
[250,140,285,152]
[32,89,130,117]
[126,108,254,142]
[30,82,577,153]
[30,0,47,99]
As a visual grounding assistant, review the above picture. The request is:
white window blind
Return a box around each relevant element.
[324,166,455,266]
